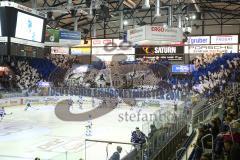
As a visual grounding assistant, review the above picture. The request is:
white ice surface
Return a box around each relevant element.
[0,98,181,160]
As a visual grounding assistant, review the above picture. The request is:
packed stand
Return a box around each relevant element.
[192,53,240,95]
[193,53,223,70]
[47,54,76,69]
[191,95,240,160]
[12,61,42,90]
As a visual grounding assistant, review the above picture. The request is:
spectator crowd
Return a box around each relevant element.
[191,94,240,160]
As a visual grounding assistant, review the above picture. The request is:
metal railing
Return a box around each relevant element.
[201,134,214,160]
[120,114,188,160]
[192,98,224,128]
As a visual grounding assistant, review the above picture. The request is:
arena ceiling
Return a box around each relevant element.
[17,0,240,38]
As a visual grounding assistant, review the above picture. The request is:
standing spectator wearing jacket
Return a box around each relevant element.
[131,127,147,150]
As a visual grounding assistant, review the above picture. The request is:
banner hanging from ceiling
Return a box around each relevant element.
[127,25,184,45]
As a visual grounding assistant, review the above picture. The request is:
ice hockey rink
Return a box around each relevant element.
[0,96,183,160]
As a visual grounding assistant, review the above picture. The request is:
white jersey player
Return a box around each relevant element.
[77,97,83,109]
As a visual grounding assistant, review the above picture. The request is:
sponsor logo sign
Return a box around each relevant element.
[172,65,195,73]
[185,36,210,45]
[129,28,144,35]
[71,40,91,55]
[136,46,184,55]
[145,26,183,42]
[92,55,135,62]
[135,46,184,61]
[45,29,60,43]
[92,39,112,47]
[127,26,146,42]
[59,30,81,45]
[151,26,165,32]
[92,39,135,56]
[184,45,238,54]
[211,35,238,44]
[0,37,8,43]
[154,47,177,54]
[51,47,69,55]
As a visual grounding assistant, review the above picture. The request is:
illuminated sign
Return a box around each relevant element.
[135,46,184,61]
[92,39,112,47]
[129,28,144,35]
[136,55,183,61]
[211,35,238,44]
[71,40,91,55]
[92,39,134,55]
[151,26,165,32]
[51,47,69,54]
[136,46,184,55]
[155,47,177,54]
[37,81,51,87]
[92,55,135,62]
[185,36,210,45]
[184,45,238,54]
[172,65,195,73]
[127,26,183,45]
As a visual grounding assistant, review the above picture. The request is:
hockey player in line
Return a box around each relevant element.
[77,96,83,109]
[85,114,93,136]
